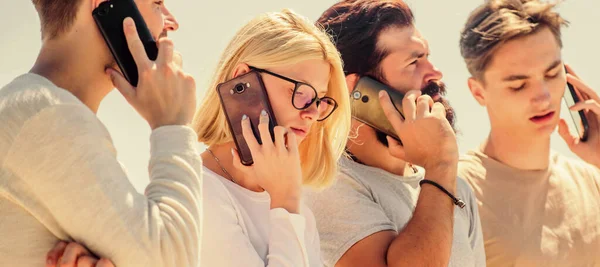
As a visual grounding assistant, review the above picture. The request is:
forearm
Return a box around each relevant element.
[387,171,456,267]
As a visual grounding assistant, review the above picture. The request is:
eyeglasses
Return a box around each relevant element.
[250,67,338,121]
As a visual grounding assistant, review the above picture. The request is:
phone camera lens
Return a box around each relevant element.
[235,84,245,94]
[361,95,369,103]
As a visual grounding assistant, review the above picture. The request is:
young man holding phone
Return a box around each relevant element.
[458,0,600,266]
[304,1,486,266]
[0,1,203,267]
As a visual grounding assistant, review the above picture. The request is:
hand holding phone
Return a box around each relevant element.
[558,64,600,168]
[105,19,196,130]
[232,112,303,214]
[216,71,278,165]
[563,67,590,141]
[93,0,158,86]
[350,76,405,142]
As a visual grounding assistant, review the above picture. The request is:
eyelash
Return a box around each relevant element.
[510,84,526,91]
[154,1,164,6]
[510,73,559,91]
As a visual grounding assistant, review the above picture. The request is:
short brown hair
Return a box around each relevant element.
[317,0,414,81]
[32,0,83,39]
[459,0,569,79]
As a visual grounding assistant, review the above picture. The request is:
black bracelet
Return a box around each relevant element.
[419,179,466,209]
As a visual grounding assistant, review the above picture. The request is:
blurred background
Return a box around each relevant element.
[1,0,598,191]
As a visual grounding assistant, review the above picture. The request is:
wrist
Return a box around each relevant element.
[270,192,301,214]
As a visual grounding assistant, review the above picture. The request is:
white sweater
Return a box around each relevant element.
[201,167,322,266]
[0,73,203,267]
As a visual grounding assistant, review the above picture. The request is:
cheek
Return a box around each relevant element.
[137,3,164,37]
[265,87,296,123]
[387,68,421,93]
[487,90,527,119]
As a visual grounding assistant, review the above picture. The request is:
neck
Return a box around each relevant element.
[202,142,264,192]
[483,127,552,170]
[347,121,415,176]
[29,38,113,113]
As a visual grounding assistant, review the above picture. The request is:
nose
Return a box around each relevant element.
[300,101,319,122]
[163,7,179,32]
[531,81,552,107]
[423,60,443,85]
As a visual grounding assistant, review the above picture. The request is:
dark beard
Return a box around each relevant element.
[376,81,457,147]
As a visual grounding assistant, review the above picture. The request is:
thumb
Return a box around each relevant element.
[106,68,136,105]
[558,118,578,149]
[387,136,406,160]
[231,148,251,173]
[345,74,360,92]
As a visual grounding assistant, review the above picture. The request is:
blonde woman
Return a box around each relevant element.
[195,9,350,266]
[43,8,349,267]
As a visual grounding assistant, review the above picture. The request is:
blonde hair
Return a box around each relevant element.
[459,0,568,80]
[192,9,351,190]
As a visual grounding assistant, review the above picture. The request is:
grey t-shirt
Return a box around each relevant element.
[304,157,486,267]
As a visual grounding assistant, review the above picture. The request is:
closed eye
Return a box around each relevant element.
[510,83,526,91]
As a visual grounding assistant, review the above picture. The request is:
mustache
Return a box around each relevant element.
[158,31,168,39]
[421,80,447,98]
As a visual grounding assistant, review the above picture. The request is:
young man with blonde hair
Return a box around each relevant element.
[458,0,600,266]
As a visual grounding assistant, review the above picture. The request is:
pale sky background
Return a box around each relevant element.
[1,0,598,192]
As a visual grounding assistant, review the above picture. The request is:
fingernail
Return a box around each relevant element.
[261,110,267,116]
[231,148,235,156]
[124,17,134,29]
[379,90,385,97]
[242,114,247,120]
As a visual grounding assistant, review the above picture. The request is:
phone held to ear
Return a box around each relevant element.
[93,0,158,86]
[350,76,405,143]
[217,71,278,166]
[563,67,589,141]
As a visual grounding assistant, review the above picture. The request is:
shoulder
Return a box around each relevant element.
[458,150,488,188]
[1,74,102,140]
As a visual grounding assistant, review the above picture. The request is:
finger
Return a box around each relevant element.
[107,68,137,103]
[257,110,274,147]
[558,118,578,149]
[273,126,288,152]
[241,114,260,151]
[59,242,92,267]
[231,147,251,172]
[156,37,174,65]
[345,74,360,91]
[379,90,405,132]
[173,50,183,68]
[566,74,600,102]
[401,90,422,121]
[46,241,68,267]
[415,95,433,119]
[431,102,447,119]
[122,17,151,71]
[569,99,600,115]
[96,259,116,267]
[286,128,299,154]
[386,136,406,160]
[564,64,581,79]
[76,256,98,267]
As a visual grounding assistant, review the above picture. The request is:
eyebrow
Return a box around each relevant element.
[502,59,563,81]
[405,51,424,62]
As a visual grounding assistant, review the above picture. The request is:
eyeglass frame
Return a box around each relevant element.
[249,66,338,121]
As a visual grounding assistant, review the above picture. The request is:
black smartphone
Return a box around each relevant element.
[216,71,278,166]
[563,68,589,141]
[350,76,405,142]
[92,0,158,86]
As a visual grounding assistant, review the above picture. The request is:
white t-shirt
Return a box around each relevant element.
[200,166,322,266]
[304,157,486,267]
